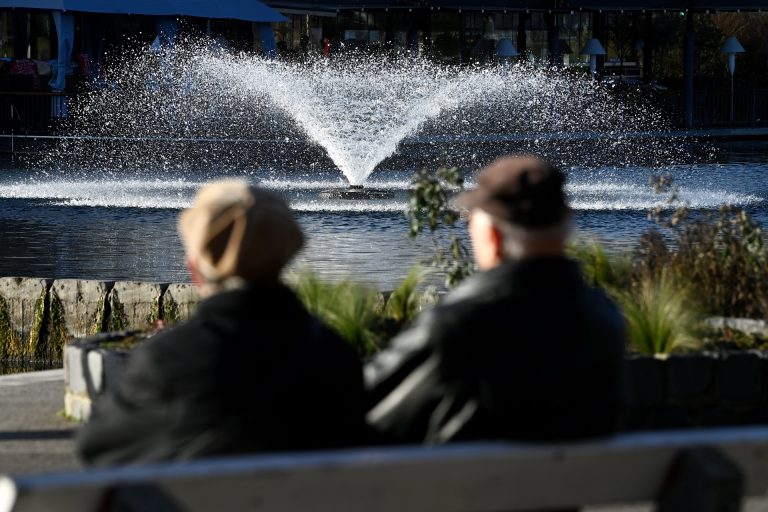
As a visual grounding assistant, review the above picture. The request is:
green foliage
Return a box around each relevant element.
[617,272,702,356]
[289,270,383,356]
[384,266,433,324]
[45,293,71,361]
[643,175,768,319]
[108,293,126,332]
[163,294,179,325]
[0,295,11,360]
[288,267,433,356]
[568,241,633,293]
[29,292,46,359]
[407,166,474,288]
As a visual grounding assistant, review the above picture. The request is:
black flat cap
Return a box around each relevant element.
[456,156,569,228]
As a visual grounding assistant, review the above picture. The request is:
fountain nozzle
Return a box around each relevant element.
[317,184,394,200]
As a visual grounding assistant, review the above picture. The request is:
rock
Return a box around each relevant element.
[0,277,51,360]
[47,280,112,360]
[705,317,768,337]
[162,284,200,324]
[108,282,166,332]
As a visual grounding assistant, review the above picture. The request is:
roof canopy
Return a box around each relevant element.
[0,0,286,22]
[265,0,768,11]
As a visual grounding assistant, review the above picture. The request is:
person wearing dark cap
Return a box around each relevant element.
[77,180,365,465]
[366,156,626,444]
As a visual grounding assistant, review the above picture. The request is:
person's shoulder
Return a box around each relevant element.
[582,285,627,336]
[305,315,362,365]
[130,315,222,368]
[427,270,510,329]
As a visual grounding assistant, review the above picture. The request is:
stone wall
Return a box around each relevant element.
[0,278,200,364]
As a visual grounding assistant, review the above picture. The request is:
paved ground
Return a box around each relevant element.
[0,369,80,476]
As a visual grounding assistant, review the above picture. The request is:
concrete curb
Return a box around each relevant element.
[0,369,64,387]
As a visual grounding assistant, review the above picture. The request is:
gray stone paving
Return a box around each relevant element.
[0,369,80,475]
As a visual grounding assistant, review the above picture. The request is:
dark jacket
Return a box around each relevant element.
[78,282,365,465]
[365,256,626,444]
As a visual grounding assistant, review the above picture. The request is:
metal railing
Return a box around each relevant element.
[0,91,74,136]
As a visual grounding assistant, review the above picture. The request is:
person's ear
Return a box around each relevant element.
[490,224,504,260]
[186,257,203,289]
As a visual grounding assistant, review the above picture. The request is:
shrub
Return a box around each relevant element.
[383,266,433,324]
[288,267,434,356]
[617,271,702,356]
[407,165,474,288]
[568,240,633,293]
[288,270,382,356]
[639,204,768,319]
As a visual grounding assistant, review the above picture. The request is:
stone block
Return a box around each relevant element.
[88,348,129,395]
[87,349,104,394]
[625,356,666,407]
[108,281,166,332]
[162,283,200,324]
[0,277,51,359]
[47,279,112,360]
[706,317,768,337]
[64,342,87,394]
[64,392,92,422]
[667,354,718,406]
[718,351,764,405]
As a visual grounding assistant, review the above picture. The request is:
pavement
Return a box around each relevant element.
[0,369,80,476]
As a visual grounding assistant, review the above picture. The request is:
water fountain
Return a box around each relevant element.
[1,43,764,288]
[42,41,689,191]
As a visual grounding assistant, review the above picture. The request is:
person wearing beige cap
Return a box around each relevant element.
[77,180,365,465]
[365,156,626,444]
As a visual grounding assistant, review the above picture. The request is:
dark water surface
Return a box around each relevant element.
[0,140,766,289]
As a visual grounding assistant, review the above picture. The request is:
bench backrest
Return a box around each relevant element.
[2,427,768,512]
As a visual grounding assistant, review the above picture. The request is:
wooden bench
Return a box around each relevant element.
[2,427,768,512]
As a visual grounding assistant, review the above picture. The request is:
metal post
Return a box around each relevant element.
[731,74,735,123]
[684,12,695,129]
[643,12,654,84]
[517,12,527,62]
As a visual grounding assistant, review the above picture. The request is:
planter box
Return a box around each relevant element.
[65,336,768,429]
[63,331,144,421]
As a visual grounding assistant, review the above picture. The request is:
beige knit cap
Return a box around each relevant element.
[178,180,304,281]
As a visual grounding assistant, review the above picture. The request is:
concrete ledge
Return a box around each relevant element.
[0,278,52,360]
[0,369,64,387]
[107,282,166,332]
[0,278,200,365]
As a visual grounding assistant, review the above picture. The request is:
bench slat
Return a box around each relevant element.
[3,427,768,512]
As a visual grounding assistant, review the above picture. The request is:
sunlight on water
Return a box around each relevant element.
[0,174,761,211]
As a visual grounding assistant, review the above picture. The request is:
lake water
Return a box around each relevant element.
[0,140,766,290]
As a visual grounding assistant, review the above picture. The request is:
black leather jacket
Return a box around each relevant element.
[78,282,365,465]
[365,256,627,444]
